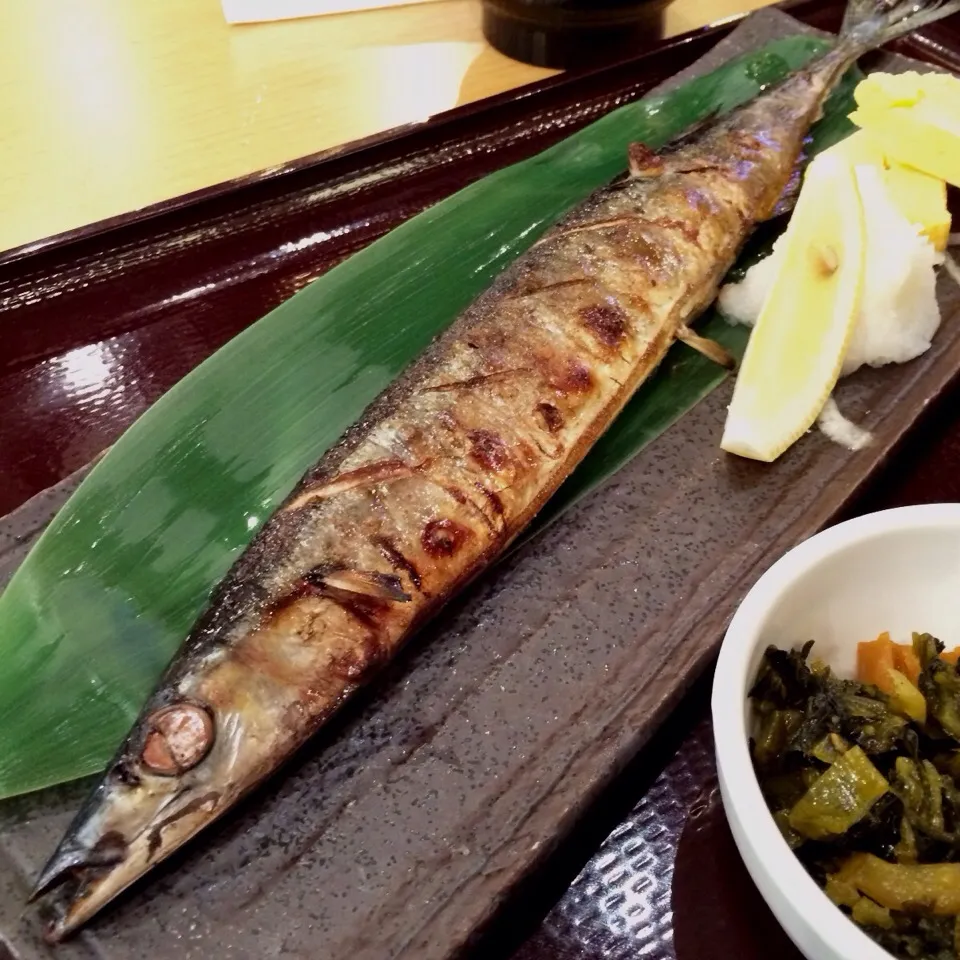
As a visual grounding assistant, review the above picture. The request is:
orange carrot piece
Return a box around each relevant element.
[893,644,922,686]
[942,647,960,665]
[857,633,896,694]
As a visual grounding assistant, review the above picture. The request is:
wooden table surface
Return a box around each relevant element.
[0,0,772,257]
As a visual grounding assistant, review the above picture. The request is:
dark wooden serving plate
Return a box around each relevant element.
[2,4,960,959]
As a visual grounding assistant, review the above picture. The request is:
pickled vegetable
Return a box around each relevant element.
[788,746,888,839]
[893,643,922,687]
[851,895,894,929]
[915,633,960,740]
[858,633,897,691]
[832,853,960,914]
[886,669,927,725]
[750,635,960,960]
[812,732,850,765]
[856,633,926,722]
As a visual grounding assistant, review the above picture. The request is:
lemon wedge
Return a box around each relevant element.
[721,152,866,462]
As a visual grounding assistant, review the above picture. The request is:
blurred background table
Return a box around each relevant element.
[0,0,772,257]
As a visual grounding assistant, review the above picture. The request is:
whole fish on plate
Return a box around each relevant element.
[34,0,960,938]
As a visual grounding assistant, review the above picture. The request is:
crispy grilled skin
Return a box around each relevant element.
[189,159,765,728]
[195,80,837,728]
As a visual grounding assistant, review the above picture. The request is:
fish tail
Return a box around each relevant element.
[839,0,960,51]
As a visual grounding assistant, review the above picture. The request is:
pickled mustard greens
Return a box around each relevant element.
[750,634,960,960]
[787,745,889,841]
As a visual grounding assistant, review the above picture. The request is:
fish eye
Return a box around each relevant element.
[139,703,215,776]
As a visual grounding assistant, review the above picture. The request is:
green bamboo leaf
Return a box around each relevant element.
[0,35,852,799]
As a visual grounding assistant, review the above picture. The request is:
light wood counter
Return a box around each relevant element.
[0,0,772,255]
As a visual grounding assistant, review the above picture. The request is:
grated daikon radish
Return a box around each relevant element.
[720,164,944,378]
[817,398,873,452]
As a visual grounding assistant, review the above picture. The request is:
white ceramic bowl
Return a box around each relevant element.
[712,503,960,960]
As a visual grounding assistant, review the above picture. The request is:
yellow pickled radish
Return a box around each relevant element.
[854,70,960,113]
[883,161,950,252]
[825,130,950,251]
[853,70,941,110]
[849,71,960,188]
[721,152,866,462]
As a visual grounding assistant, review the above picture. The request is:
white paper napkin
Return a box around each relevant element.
[222,0,444,24]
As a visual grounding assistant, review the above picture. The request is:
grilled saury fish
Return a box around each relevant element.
[34,0,960,937]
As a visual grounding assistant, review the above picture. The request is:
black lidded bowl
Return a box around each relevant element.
[482,0,674,69]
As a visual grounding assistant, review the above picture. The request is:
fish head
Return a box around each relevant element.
[32,670,289,941]
[33,580,377,939]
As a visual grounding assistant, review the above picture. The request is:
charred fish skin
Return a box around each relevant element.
[34,0,960,938]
